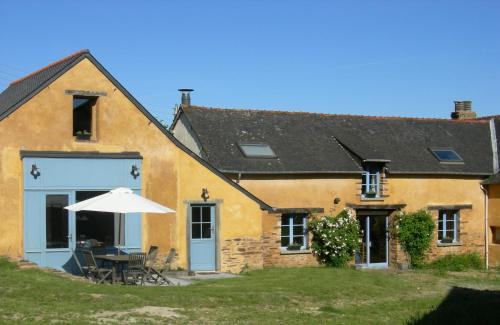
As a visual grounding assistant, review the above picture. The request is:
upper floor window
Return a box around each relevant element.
[238,143,276,158]
[438,210,459,244]
[281,213,308,250]
[73,96,96,140]
[361,166,381,199]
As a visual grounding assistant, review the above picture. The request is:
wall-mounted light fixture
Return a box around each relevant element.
[30,164,41,179]
[201,188,210,201]
[130,165,140,179]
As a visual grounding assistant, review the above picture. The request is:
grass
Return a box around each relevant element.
[423,253,484,272]
[1,257,500,324]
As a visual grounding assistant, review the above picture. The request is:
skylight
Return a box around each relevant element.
[238,143,276,158]
[430,149,463,163]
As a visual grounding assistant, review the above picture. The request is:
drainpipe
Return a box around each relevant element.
[480,184,489,270]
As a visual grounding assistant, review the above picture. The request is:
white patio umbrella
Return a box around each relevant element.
[65,187,175,254]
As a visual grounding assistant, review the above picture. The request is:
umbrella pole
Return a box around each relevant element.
[117,213,122,255]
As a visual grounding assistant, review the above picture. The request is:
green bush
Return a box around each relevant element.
[391,210,435,268]
[309,209,360,267]
[425,253,484,271]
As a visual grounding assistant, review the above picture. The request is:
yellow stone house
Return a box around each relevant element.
[171,101,500,268]
[1,50,499,273]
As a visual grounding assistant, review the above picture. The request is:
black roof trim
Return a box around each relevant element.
[4,51,273,211]
[388,170,490,176]
[221,170,364,175]
[20,150,143,159]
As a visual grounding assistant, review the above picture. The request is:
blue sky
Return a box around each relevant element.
[1,1,499,124]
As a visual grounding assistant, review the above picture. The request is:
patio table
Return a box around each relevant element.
[94,254,130,284]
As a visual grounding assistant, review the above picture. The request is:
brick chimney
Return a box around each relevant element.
[451,100,476,119]
[178,89,193,108]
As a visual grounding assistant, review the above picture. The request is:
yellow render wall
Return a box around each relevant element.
[488,185,500,266]
[175,152,264,271]
[488,185,500,227]
[0,58,264,270]
[240,175,486,263]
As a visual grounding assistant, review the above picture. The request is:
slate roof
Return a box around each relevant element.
[176,106,495,176]
[0,50,273,210]
[0,50,89,120]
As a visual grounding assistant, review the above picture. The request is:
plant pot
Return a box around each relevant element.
[287,245,301,251]
[76,134,91,140]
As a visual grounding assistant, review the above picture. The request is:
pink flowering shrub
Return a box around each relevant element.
[309,208,360,267]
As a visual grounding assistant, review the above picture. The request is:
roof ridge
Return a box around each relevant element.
[9,49,90,86]
[187,105,487,123]
[477,115,500,120]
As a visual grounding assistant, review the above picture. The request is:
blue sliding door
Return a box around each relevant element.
[23,157,142,271]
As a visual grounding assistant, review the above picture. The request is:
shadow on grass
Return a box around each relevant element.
[408,287,500,324]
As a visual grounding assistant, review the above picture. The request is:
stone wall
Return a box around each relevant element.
[262,213,319,267]
[220,237,264,273]
[389,208,485,267]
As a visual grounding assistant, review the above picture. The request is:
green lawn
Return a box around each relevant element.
[1,258,499,324]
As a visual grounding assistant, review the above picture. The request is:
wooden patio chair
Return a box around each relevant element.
[82,250,112,284]
[122,252,146,285]
[143,246,173,285]
[72,249,89,278]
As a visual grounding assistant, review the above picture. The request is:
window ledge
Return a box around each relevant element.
[437,242,462,247]
[360,197,384,202]
[280,249,312,255]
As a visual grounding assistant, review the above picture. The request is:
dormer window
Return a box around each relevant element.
[238,143,276,158]
[430,148,463,163]
[361,162,387,199]
[73,96,96,140]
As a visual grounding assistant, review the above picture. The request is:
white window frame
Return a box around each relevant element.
[280,214,308,250]
[361,170,381,198]
[438,210,459,244]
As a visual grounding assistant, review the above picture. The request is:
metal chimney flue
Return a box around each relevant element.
[178,89,194,107]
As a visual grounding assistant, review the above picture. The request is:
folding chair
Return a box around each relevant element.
[123,252,146,285]
[82,250,112,284]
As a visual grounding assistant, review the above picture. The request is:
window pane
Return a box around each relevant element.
[446,220,454,229]
[292,236,304,246]
[191,223,201,239]
[281,225,289,236]
[192,207,201,222]
[281,237,290,247]
[281,215,290,225]
[438,230,443,240]
[202,207,211,222]
[293,225,304,236]
[292,215,305,225]
[46,195,69,249]
[73,96,94,137]
[239,143,276,158]
[75,191,116,248]
[431,149,462,162]
[202,223,212,239]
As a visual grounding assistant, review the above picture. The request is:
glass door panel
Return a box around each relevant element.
[45,194,69,249]
[369,216,387,264]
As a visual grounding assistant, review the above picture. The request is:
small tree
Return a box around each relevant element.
[391,210,435,268]
[309,208,360,267]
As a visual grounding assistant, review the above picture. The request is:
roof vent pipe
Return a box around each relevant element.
[178,89,193,108]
